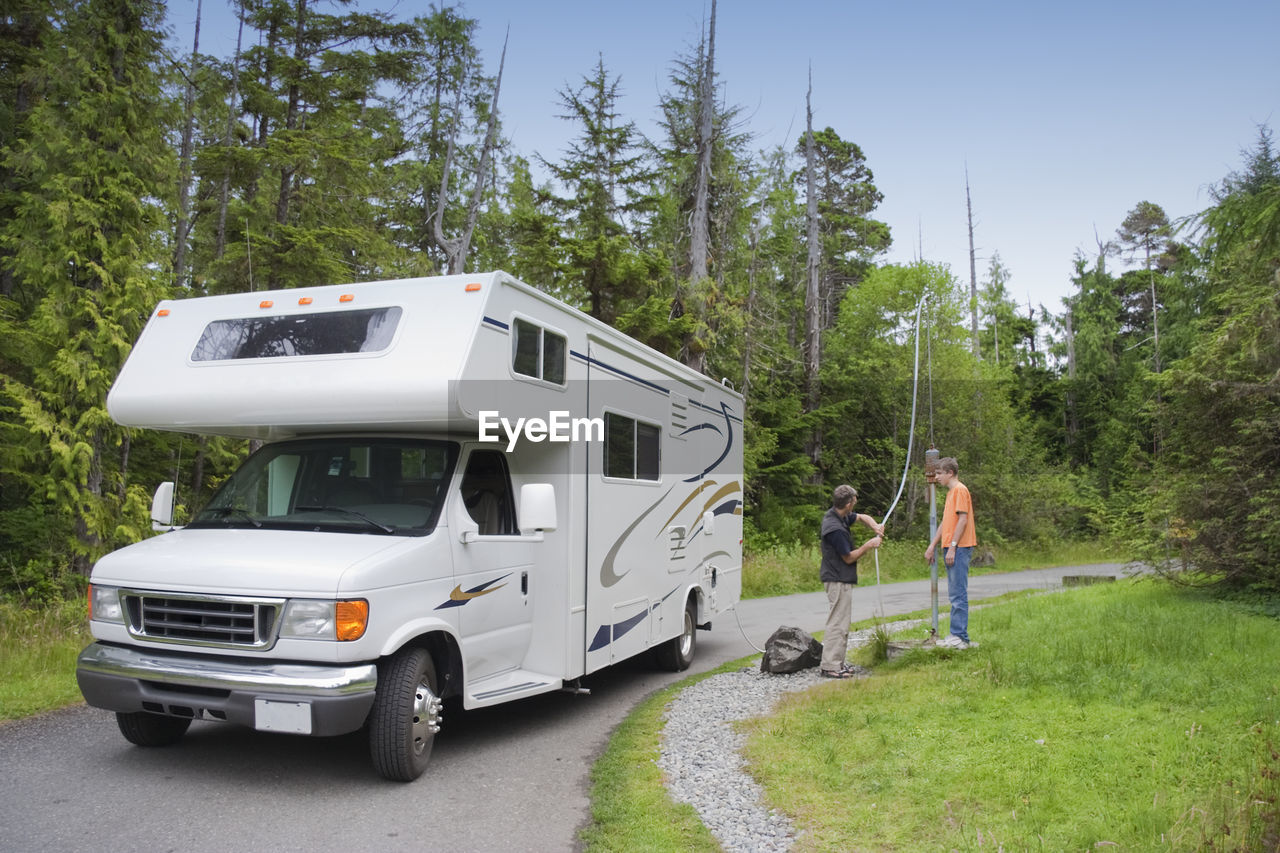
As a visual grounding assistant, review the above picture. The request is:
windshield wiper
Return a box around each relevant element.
[201,506,262,528]
[294,505,395,534]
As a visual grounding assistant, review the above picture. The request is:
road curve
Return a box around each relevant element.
[0,564,1125,853]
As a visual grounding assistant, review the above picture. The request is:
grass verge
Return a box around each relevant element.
[578,587,1051,850]
[0,597,91,721]
[742,580,1280,850]
[579,665,734,852]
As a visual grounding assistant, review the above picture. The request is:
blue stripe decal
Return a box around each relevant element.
[575,351,671,396]
[587,607,648,651]
[480,315,743,423]
[712,499,742,516]
[587,625,612,652]
[588,586,684,652]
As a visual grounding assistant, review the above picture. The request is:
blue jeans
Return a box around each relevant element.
[947,546,972,642]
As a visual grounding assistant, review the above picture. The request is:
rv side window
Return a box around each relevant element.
[512,318,566,385]
[459,450,517,535]
[604,412,660,481]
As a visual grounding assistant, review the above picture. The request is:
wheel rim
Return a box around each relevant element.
[410,678,441,756]
[679,608,694,658]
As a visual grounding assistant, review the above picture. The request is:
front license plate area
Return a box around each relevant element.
[254,699,312,734]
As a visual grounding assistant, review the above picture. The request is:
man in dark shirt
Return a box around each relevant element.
[819,484,883,677]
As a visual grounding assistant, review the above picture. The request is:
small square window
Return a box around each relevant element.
[511,319,566,385]
[604,412,660,481]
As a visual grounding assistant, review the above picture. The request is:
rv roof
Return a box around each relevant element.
[108,271,740,441]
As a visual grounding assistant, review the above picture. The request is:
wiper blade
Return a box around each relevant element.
[202,506,262,527]
[294,505,395,534]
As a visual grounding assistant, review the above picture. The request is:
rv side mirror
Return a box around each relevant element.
[702,510,716,537]
[151,481,175,530]
[519,483,557,533]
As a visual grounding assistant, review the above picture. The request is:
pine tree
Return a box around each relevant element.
[1146,128,1280,590]
[540,57,655,325]
[0,0,175,572]
[189,0,419,294]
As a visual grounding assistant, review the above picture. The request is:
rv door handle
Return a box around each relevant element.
[521,571,528,596]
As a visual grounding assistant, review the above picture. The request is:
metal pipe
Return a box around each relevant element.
[925,445,940,637]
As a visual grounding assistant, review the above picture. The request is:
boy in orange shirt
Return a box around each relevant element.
[924,457,978,648]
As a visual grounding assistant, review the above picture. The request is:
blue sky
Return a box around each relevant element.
[179,0,1280,312]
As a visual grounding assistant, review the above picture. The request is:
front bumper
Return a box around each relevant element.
[76,642,377,737]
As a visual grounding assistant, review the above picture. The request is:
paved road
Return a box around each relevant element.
[0,564,1125,853]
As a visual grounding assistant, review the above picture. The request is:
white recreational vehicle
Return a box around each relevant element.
[76,271,743,781]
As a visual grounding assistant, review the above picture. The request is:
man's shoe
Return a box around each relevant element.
[820,668,854,678]
[936,635,964,648]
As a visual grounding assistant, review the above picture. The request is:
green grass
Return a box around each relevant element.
[742,538,1122,599]
[741,580,1280,850]
[579,586,1065,851]
[0,597,91,721]
[580,666,729,852]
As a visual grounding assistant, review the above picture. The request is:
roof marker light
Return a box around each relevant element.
[298,296,313,305]
[465,283,482,292]
[156,309,170,317]
[339,294,355,303]
[259,300,274,309]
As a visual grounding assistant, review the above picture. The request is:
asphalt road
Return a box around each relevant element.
[0,564,1125,853]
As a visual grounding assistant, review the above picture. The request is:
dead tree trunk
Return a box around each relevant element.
[966,167,979,360]
[683,0,716,375]
[433,31,507,274]
[689,0,715,284]
[802,73,823,482]
[269,0,308,291]
[214,1,245,262]
[173,0,201,289]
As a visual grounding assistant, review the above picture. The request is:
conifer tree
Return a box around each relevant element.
[0,0,174,572]
[540,57,654,325]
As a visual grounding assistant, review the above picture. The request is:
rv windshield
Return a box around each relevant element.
[189,438,458,536]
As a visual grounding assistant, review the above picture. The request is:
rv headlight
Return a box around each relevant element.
[89,584,124,624]
[280,599,368,641]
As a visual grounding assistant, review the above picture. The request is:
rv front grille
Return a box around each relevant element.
[122,592,283,650]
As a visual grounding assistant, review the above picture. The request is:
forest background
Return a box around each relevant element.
[1,0,1278,601]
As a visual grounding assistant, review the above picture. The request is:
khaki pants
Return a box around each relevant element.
[821,581,853,672]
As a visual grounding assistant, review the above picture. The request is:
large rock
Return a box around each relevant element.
[759,625,823,674]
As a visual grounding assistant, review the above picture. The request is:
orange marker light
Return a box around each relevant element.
[465,282,482,292]
[156,309,170,317]
[339,293,355,303]
[259,300,274,309]
[298,297,313,305]
[335,600,369,641]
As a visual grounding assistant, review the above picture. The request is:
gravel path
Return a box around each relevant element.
[657,620,923,852]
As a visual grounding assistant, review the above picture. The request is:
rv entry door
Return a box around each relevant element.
[448,449,535,682]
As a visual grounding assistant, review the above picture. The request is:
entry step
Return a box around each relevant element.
[466,669,562,707]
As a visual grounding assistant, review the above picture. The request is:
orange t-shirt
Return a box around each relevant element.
[939,481,977,547]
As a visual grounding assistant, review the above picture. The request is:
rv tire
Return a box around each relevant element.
[655,598,697,672]
[369,647,440,782]
[116,711,191,747]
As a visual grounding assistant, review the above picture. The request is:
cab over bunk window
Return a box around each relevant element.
[191,307,402,361]
[604,412,660,481]
[512,318,566,385]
